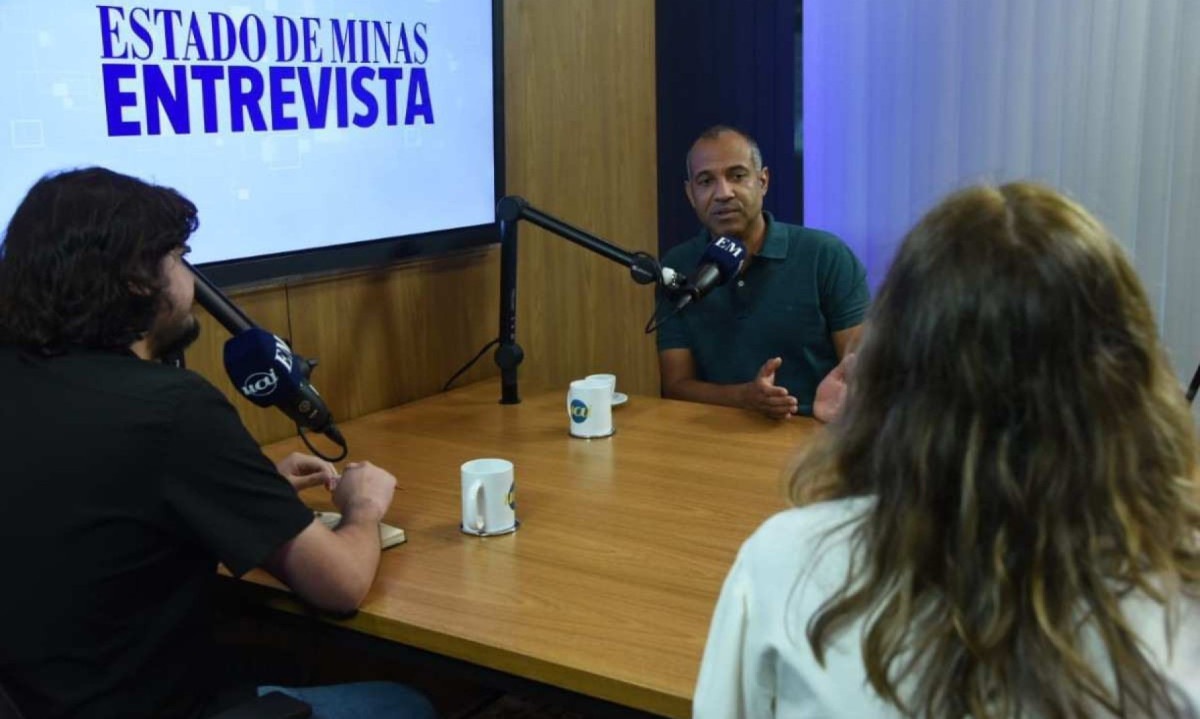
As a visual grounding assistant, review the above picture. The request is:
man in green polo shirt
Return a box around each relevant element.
[656,126,868,419]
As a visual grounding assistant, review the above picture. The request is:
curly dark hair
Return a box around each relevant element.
[0,167,198,352]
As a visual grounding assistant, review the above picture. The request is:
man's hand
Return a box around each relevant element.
[740,357,798,419]
[332,461,396,524]
[262,459,396,614]
[275,452,339,492]
[813,353,856,424]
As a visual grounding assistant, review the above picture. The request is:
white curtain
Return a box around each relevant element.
[804,0,1200,417]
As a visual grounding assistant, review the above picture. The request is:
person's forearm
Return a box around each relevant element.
[293,520,381,612]
[663,378,748,409]
[324,517,383,607]
[324,496,390,604]
[267,519,383,614]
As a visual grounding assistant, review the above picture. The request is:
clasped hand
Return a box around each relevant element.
[275,452,340,492]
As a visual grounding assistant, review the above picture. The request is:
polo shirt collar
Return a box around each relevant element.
[756,212,789,260]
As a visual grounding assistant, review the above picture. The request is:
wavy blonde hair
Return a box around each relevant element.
[792,182,1200,718]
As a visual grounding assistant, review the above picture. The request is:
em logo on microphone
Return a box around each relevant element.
[569,399,589,423]
[714,236,746,259]
[241,369,279,398]
[272,335,294,372]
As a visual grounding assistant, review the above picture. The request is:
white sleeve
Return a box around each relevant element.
[1164,595,1200,717]
[693,549,775,719]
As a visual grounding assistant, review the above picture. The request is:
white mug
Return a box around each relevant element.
[585,373,617,398]
[567,378,613,438]
[460,458,517,536]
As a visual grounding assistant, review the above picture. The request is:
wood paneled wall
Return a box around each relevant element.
[503,0,660,396]
[185,0,659,446]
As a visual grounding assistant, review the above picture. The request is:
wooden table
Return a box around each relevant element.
[245,381,819,718]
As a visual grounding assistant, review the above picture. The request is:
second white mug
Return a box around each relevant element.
[567,378,614,438]
[585,373,617,398]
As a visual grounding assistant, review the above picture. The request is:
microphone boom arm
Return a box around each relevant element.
[188,260,255,335]
[497,197,661,285]
[494,196,665,405]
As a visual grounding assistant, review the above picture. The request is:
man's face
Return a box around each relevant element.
[685,132,770,240]
[147,245,200,359]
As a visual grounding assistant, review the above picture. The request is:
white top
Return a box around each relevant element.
[694,497,1200,718]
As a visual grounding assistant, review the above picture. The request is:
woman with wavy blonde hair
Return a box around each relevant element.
[694,182,1200,718]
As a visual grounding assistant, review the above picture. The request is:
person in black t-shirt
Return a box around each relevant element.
[0,168,434,719]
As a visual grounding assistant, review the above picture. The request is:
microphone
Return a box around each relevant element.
[223,328,346,447]
[674,236,748,310]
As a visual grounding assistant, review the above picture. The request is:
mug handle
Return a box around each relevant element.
[469,480,486,532]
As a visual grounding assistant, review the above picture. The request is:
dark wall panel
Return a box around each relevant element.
[656,0,797,256]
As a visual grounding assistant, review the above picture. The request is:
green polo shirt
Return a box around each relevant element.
[656,214,869,415]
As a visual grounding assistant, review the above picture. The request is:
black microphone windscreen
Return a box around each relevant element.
[700,236,747,283]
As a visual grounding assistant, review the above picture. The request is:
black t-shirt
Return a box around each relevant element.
[0,346,314,718]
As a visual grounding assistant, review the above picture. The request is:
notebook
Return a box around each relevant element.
[313,511,407,549]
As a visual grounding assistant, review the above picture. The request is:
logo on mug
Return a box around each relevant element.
[506,481,516,509]
[569,398,589,423]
